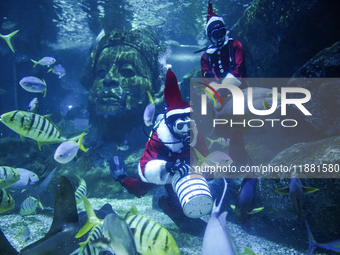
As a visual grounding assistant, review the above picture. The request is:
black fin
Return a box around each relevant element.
[0,228,19,255]
[46,175,78,236]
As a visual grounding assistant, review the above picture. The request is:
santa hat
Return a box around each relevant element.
[164,69,191,118]
[206,0,225,35]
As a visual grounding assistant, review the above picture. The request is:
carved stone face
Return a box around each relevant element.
[89,46,153,118]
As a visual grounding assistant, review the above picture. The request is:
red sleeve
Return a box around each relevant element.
[139,131,164,177]
[230,40,245,79]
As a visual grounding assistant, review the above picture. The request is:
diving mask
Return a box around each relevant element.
[173,116,196,135]
[210,27,227,41]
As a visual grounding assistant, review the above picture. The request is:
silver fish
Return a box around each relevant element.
[27,97,39,113]
[54,132,88,164]
[8,168,39,190]
[31,57,56,67]
[48,64,66,78]
[19,76,47,97]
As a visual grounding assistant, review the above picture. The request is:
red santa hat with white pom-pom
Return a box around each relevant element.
[205,0,225,35]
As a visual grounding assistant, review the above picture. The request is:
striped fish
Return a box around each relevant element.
[125,205,180,255]
[75,174,87,205]
[0,188,15,213]
[0,166,20,189]
[77,224,103,255]
[0,110,67,150]
[20,195,43,216]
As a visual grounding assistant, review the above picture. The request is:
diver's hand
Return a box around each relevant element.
[166,162,190,177]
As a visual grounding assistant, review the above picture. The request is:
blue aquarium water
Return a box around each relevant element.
[0,0,339,254]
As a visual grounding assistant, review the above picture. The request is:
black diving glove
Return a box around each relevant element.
[204,71,215,78]
[165,162,190,177]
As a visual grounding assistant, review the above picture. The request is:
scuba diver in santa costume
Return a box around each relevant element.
[110,69,209,236]
[197,0,249,166]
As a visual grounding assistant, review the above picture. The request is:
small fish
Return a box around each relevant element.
[31,57,56,68]
[206,137,229,149]
[19,76,47,97]
[143,91,156,127]
[8,168,39,190]
[230,177,264,224]
[0,188,15,213]
[117,144,129,151]
[74,174,87,205]
[194,148,233,167]
[20,195,43,216]
[27,97,39,113]
[48,64,66,78]
[92,213,138,255]
[54,132,89,164]
[0,30,19,53]
[16,225,30,241]
[275,172,319,221]
[0,110,83,150]
[306,220,340,255]
[125,205,180,255]
[0,166,21,189]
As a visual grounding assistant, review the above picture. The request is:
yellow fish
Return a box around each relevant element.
[0,189,15,213]
[0,166,20,189]
[125,205,180,255]
[0,110,83,150]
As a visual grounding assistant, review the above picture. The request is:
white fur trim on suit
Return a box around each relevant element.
[142,159,173,185]
[156,119,184,153]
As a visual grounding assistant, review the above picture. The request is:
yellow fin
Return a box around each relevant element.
[77,132,89,152]
[230,204,236,211]
[19,134,25,141]
[239,246,257,255]
[1,30,19,53]
[147,90,154,104]
[248,207,264,214]
[275,187,290,194]
[75,196,103,238]
[129,204,141,215]
[302,187,319,194]
[31,59,39,67]
[194,148,205,166]
[38,202,44,210]
[262,100,270,110]
[37,141,44,151]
